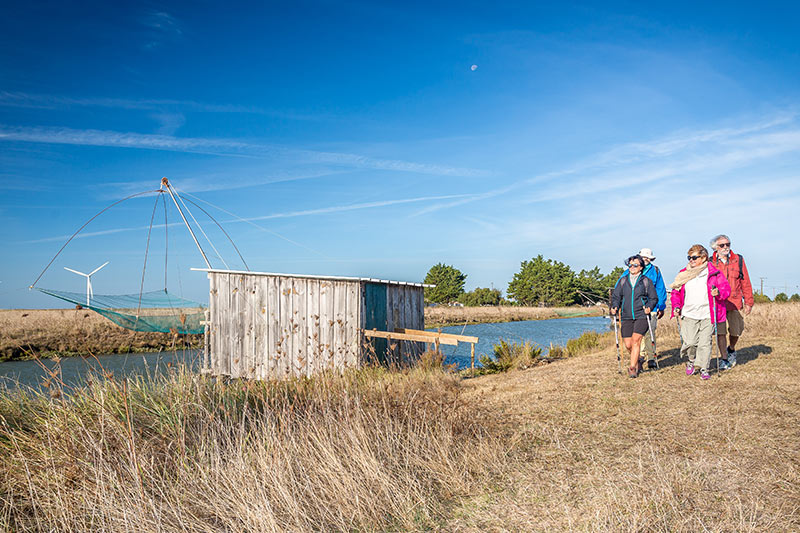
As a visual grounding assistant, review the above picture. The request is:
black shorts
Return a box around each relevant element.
[621,318,649,337]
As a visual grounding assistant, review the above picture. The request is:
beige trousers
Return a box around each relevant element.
[639,312,657,359]
[680,316,713,371]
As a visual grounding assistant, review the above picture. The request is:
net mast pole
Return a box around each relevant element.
[161,177,212,269]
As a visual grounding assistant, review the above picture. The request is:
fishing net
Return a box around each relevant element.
[36,288,206,334]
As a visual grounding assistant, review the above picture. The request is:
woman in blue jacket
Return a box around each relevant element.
[610,254,659,378]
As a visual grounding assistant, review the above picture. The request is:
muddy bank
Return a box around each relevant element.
[0,309,201,361]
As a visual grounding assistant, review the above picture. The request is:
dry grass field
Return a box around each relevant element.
[0,309,202,360]
[1,303,798,531]
[449,302,800,531]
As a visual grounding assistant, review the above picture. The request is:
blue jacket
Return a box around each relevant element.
[618,263,667,312]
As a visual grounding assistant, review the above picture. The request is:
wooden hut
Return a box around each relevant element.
[198,269,428,380]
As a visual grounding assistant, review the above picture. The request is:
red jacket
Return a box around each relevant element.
[710,251,754,311]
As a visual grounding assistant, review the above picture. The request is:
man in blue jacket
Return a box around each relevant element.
[617,248,667,368]
[637,248,667,367]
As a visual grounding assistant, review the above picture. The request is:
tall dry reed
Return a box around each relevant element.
[0,363,506,532]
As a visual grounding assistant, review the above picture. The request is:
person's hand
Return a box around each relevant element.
[711,287,719,297]
[610,307,617,317]
[744,304,753,316]
[656,309,664,319]
[672,308,681,318]
[644,307,651,315]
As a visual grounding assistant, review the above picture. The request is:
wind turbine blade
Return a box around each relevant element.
[89,261,110,276]
[64,267,88,276]
[88,279,93,299]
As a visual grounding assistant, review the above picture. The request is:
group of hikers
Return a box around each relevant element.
[610,234,755,379]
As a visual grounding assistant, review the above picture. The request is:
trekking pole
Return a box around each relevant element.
[641,297,659,370]
[712,285,719,374]
[612,312,622,374]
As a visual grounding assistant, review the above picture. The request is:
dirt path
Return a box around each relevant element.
[451,314,800,531]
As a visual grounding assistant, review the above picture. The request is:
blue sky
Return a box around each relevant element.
[2,1,799,308]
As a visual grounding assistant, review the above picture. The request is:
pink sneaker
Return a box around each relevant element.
[700,370,711,380]
[686,363,695,376]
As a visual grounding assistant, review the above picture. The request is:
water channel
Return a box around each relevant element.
[0,316,610,390]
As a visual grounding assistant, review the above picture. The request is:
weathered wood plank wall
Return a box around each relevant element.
[386,284,425,362]
[208,272,382,380]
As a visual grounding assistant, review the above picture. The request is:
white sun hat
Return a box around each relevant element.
[638,248,656,260]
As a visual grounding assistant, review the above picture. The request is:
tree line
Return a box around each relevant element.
[423,256,624,307]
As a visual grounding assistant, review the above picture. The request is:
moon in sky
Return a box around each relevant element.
[470,64,478,71]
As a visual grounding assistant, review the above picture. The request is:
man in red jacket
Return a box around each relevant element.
[710,234,755,369]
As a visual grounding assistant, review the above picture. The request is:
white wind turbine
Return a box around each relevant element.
[64,262,109,306]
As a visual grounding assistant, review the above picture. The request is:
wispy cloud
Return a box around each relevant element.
[107,169,351,195]
[20,192,476,244]
[0,124,491,177]
[0,91,337,121]
[240,193,476,221]
[142,11,182,50]
[151,112,185,135]
[416,113,800,214]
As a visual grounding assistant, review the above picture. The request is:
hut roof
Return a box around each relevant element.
[192,268,433,288]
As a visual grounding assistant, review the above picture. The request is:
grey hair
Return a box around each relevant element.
[710,234,730,250]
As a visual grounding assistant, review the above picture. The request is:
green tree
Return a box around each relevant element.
[507,255,577,306]
[602,267,625,292]
[790,293,800,303]
[576,266,604,294]
[459,287,502,307]
[774,292,789,303]
[423,263,467,303]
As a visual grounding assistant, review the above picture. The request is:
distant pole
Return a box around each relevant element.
[760,277,766,295]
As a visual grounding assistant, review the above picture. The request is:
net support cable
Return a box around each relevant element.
[30,178,259,335]
[162,178,212,269]
[175,193,250,272]
[170,185,229,270]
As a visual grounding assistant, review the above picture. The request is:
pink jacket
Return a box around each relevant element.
[670,263,731,323]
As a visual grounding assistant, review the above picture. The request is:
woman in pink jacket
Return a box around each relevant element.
[670,244,731,380]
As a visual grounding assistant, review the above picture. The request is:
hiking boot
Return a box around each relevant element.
[647,359,657,369]
[727,347,737,367]
[719,359,731,371]
[700,369,711,380]
[686,362,695,376]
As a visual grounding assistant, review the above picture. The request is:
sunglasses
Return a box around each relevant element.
[629,263,642,268]
[687,255,703,261]
[717,242,730,248]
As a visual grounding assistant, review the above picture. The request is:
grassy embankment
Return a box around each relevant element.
[1,305,603,361]
[0,309,202,361]
[2,303,798,531]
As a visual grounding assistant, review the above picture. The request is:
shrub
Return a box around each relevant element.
[566,331,602,356]
[774,292,789,303]
[479,339,543,374]
[548,344,567,358]
[459,287,502,307]
[754,293,771,303]
[791,293,800,303]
